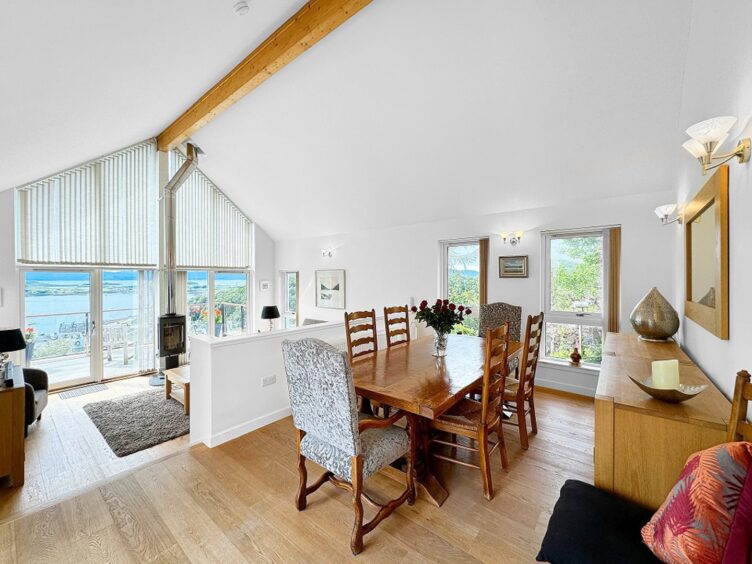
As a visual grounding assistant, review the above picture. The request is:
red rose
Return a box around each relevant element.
[419,303,426,310]
[443,299,449,305]
[436,299,442,305]
[458,305,465,312]
[420,300,428,307]
[411,306,418,312]
[448,303,456,311]
[465,308,472,315]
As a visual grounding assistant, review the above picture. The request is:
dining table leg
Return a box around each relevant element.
[382,415,449,507]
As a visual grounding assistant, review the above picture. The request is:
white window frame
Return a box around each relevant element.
[185,269,252,340]
[280,271,299,328]
[439,237,483,299]
[541,227,610,365]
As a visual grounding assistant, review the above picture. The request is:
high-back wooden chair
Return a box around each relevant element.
[429,324,511,500]
[282,338,416,555]
[728,370,752,442]
[384,305,411,348]
[344,309,378,362]
[503,312,544,450]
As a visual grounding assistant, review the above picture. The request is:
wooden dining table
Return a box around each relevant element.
[350,334,522,506]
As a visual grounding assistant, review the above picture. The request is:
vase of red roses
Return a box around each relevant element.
[411,299,472,357]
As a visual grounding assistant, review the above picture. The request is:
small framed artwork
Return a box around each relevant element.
[259,280,271,291]
[316,269,346,309]
[499,255,528,278]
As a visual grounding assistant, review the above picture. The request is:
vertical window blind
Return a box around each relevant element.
[170,150,253,270]
[15,141,158,266]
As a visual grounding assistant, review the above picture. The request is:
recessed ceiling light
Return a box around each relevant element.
[234,0,249,16]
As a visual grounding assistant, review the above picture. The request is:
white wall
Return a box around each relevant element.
[276,190,676,395]
[0,190,20,330]
[253,224,276,329]
[673,0,752,399]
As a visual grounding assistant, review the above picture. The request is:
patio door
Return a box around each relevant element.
[23,269,157,390]
[23,270,96,390]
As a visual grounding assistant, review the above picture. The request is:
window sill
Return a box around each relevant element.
[538,359,600,376]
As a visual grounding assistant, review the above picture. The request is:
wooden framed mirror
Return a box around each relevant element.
[684,166,729,339]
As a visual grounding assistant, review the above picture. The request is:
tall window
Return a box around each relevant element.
[187,271,210,336]
[543,229,609,365]
[441,240,486,335]
[282,271,299,328]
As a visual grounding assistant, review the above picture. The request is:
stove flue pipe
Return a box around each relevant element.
[162,143,200,315]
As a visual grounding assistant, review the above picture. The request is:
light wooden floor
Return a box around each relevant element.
[0,390,593,563]
[0,377,190,524]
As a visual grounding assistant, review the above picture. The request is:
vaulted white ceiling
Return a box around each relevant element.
[0,0,305,189]
[2,0,693,241]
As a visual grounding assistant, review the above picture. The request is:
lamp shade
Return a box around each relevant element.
[0,329,26,353]
[654,204,677,219]
[686,116,737,145]
[682,139,707,159]
[261,306,280,320]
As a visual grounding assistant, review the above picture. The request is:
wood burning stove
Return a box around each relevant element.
[158,314,186,370]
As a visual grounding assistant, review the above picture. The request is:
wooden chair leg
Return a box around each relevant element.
[478,428,493,501]
[295,430,308,510]
[496,419,509,470]
[350,456,365,555]
[516,401,529,450]
[529,395,538,435]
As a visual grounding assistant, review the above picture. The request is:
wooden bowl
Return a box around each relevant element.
[628,376,708,404]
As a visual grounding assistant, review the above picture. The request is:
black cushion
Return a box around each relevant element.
[537,480,659,564]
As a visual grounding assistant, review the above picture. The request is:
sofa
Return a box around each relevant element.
[23,368,48,437]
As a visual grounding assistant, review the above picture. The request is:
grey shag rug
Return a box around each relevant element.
[83,389,189,457]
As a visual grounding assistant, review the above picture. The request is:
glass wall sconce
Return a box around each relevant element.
[500,231,523,246]
[321,249,334,258]
[655,204,682,226]
[682,116,750,175]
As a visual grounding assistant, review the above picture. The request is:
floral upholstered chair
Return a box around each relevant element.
[479,302,522,375]
[281,338,416,555]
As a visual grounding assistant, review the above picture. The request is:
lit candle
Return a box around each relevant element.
[652,360,680,389]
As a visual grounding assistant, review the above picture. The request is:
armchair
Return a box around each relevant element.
[23,368,48,437]
[282,338,416,555]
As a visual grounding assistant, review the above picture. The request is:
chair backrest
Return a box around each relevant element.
[282,338,359,456]
[728,370,752,442]
[384,305,411,348]
[344,309,378,361]
[480,323,511,424]
[479,302,523,342]
[519,313,544,394]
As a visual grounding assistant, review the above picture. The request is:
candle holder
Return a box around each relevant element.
[628,375,707,404]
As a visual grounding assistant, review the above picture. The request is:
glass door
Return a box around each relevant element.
[102,270,156,380]
[23,270,95,390]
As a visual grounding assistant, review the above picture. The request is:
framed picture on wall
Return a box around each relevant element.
[259,280,271,291]
[499,255,528,278]
[316,269,346,309]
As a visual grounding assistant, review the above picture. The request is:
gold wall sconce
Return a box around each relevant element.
[682,116,750,175]
[500,231,523,246]
[321,249,334,258]
[655,204,682,226]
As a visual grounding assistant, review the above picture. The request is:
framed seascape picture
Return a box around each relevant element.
[499,255,528,278]
[316,269,346,309]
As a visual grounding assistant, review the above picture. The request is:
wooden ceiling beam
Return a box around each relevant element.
[157,0,374,151]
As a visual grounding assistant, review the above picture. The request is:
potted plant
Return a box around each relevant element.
[411,299,472,357]
[24,327,36,363]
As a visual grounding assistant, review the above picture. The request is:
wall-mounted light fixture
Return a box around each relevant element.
[321,249,334,258]
[500,231,523,246]
[682,116,750,175]
[654,204,682,226]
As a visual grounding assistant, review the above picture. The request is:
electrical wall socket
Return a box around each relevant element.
[262,375,277,387]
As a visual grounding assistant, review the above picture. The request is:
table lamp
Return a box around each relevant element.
[261,306,280,332]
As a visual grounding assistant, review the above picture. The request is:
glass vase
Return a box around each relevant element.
[433,330,449,357]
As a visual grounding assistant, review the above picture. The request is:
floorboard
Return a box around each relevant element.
[1,390,593,563]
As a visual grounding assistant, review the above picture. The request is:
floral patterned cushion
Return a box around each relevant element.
[301,420,410,480]
[642,442,752,563]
